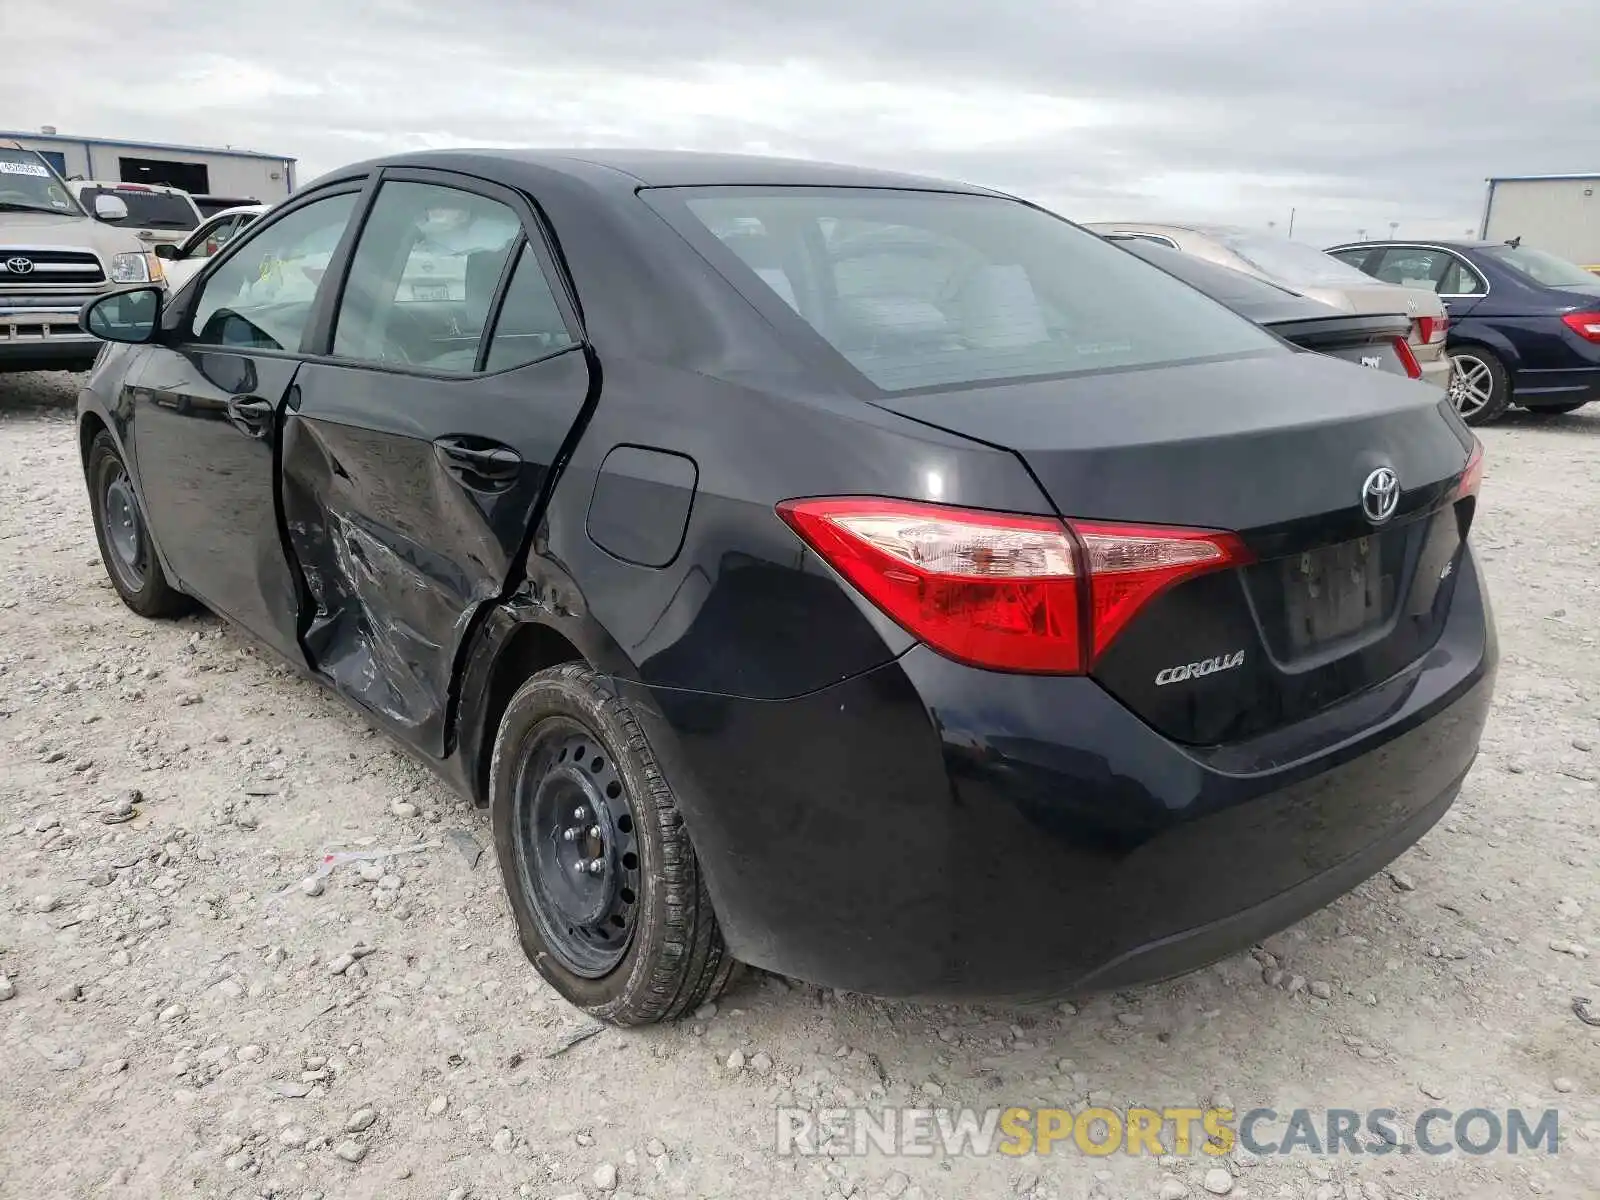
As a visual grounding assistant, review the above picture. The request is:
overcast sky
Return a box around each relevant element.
[5,0,1598,248]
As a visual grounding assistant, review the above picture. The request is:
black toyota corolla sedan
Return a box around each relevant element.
[76,150,1496,1025]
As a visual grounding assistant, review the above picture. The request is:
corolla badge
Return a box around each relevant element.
[1155,650,1245,686]
[1362,466,1400,524]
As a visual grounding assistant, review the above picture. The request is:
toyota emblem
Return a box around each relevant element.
[3,256,34,275]
[1361,467,1400,524]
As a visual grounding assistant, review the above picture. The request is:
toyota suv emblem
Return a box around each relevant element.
[1362,467,1400,524]
[3,256,34,275]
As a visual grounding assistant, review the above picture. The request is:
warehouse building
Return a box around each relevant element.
[1481,172,1600,271]
[1,127,297,204]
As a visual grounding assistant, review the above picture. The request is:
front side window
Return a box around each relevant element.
[0,149,80,215]
[657,188,1281,393]
[332,181,523,373]
[189,192,358,351]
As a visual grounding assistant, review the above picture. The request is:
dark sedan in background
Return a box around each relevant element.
[76,149,1493,1024]
[1118,239,1423,381]
[1328,238,1600,424]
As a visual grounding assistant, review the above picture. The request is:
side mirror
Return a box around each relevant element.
[153,243,180,261]
[94,194,129,222]
[81,287,164,344]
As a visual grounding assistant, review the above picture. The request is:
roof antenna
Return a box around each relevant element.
[1506,235,1521,249]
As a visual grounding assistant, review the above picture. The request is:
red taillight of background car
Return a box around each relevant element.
[1415,315,1448,345]
[1393,337,1423,379]
[1560,311,1600,343]
[116,184,154,193]
[777,497,1250,673]
[1456,439,1485,500]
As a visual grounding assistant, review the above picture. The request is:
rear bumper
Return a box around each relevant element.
[631,548,1496,1001]
[1417,351,1451,389]
[0,297,103,371]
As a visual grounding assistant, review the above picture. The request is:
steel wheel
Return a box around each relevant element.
[101,466,148,592]
[1448,353,1495,419]
[511,718,641,977]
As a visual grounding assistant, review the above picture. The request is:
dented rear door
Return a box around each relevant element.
[278,170,589,756]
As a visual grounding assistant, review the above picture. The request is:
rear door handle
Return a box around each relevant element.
[226,395,274,438]
[433,437,522,490]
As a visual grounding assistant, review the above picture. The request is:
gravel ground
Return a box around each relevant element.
[2,368,1598,1200]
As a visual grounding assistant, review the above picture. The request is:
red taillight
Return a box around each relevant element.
[1393,336,1423,379]
[1560,311,1600,343]
[1415,315,1447,345]
[1456,439,1484,500]
[776,498,1250,674]
[117,184,154,192]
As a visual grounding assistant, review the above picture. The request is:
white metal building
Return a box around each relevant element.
[1,128,297,202]
[1481,173,1600,271]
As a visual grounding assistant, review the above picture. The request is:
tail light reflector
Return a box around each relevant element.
[777,498,1250,674]
[1456,439,1484,500]
[1415,315,1447,345]
[1560,311,1600,343]
[1393,336,1423,379]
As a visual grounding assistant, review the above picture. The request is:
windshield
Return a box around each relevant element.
[656,188,1281,393]
[0,150,82,215]
[1482,244,1600,288]
[1220,233,1380,289]
[81,187,198,230]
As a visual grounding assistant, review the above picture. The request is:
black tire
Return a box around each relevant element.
[1524,401,1589,415]
[1447,346,1512,426]
[489,663,735,1025]
[85,431,192,618]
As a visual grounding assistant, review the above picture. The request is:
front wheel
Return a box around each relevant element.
[489,663,735,1025]
[86,431,192,618]
[1447,347,1511,426]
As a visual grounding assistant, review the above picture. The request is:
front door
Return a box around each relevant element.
[279,171,590,755]
[129,188,363,662]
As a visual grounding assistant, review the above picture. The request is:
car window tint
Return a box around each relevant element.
[483,244,575,371]
[1439,256,1486,295]
[189,193,357,352]
[1372,247,1453,292]
[1327,249,1372,271]
[666,188,1280,393]
[1481,244,1599,288]
[332,181,522,373]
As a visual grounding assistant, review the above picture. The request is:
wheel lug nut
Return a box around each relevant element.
[587,859,604,875]
[589,825,601,840]
[562,828,578,842]
[572,859,587,873]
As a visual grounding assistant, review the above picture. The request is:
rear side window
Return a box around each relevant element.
[332,181,522,372]
[483,245,575,371]
[655,188,1280,393]
[1481,244,1598,288]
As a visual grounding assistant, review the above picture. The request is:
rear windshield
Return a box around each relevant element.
[655,187,1281,393]
[0,149,81,215]
[1481,244,1599,288]
[1219,232,1379,289]
[81,187,198,230]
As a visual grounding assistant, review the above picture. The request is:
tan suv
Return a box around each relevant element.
[0,142,165,372]
[1084,222,1452,390]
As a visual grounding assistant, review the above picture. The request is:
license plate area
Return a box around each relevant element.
[1325,343,1403,376]
[1282,538,1391,652]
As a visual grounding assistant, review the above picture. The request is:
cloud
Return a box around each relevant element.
[4,0,1596,247]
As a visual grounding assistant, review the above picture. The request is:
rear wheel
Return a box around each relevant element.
[1524,401,1589,415]
[86,431,192,618]
[1447,347,1511,425]
[489,663,735,1025]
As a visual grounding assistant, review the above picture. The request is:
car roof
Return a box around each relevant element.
[210,204,270,218]
[1327,238,1504,252]
[316,148,1001,197]
[70,179,193,195]
[1086,221,1247,238]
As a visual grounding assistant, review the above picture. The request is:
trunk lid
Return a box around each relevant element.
[876,351,1477,744]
